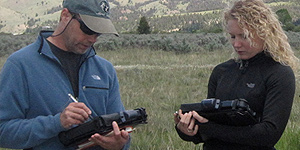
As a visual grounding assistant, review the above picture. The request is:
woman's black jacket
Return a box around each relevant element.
[176,52,295,150]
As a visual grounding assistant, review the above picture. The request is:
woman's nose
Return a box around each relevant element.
[233,40,242,48]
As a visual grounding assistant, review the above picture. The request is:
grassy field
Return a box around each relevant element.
[0,48,300,149]
[102,48,300,150]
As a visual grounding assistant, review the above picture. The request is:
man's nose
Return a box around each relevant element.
[87,34,98,43]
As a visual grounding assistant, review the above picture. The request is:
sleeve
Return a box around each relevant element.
[0,59,65,149]
[175,125,203,144]
[105,65,130,149]
[174,66,220,144]
[197,66,295,147]
[105,66,125,114]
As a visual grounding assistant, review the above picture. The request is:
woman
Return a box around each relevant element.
[174,0,299,149]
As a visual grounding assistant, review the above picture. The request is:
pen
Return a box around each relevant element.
[68,93,78,103]
[68,93,93,120]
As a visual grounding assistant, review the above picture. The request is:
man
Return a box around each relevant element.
[0,0,130,149]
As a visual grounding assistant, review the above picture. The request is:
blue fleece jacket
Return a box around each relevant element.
[0,31,127,149]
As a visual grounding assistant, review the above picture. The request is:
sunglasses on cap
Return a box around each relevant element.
[72,15,101,36]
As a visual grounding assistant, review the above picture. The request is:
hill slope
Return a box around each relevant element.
[0,0,299,34]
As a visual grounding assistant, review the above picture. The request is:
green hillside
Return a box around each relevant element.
[0,0,299,34]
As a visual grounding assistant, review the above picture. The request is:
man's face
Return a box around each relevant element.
[227,19,264,60]
[62,16,100,54]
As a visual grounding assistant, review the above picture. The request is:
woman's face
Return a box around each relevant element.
[227,19,264,60]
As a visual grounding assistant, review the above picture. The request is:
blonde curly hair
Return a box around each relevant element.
[223,0,299,71]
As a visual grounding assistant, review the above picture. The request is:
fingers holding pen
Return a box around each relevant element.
[73,102,92,116]
[60,102,92,129]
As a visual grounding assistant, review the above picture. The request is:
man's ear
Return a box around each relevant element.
[60,8,73,23]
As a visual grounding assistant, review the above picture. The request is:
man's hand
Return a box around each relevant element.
[88,121,130,150]
[60,102,92,129]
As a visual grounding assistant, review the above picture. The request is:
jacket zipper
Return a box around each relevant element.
[83,86,109,90]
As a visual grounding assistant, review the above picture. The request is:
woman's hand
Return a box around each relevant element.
[174,109,198,136]
[192,111,209,124]
[174,110,209,136]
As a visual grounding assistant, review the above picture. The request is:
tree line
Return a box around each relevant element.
[1,31,300,58]
[135,8,300,34]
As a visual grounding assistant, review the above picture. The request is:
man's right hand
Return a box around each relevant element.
[60,102,92,129]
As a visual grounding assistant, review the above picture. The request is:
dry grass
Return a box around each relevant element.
[0,48,299,149]
[99,48,300,150]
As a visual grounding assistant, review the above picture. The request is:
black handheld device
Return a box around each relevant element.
[180,99,258,126]
[58,107,147,148]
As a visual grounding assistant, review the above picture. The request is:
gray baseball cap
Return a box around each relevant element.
[63,0,119,36]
